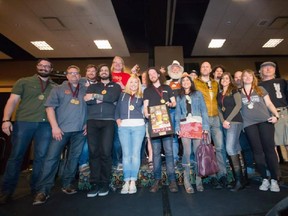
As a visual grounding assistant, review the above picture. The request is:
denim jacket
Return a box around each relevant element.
[175,91,209,132]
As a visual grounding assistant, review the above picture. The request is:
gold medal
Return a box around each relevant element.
[70,99,75,104]
[129,105,134,111]
[222,107,226,112]
[38,94,45,100]
[160,99,165,104]
[101,90,107,95]
[74,99,80,105]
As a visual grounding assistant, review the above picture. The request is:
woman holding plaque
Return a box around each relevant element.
[175,74,209,193]
[115,75,145,194]
[218,72,244,192]
[240,69,281,192]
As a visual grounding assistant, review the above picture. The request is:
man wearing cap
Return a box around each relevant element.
[259,61,288,162]
[188,70,199,81]
[166,60,183,166]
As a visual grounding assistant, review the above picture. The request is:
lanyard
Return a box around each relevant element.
[68,82,80,98]
[38,77,49,94]
[243,87,252,102]
[153,85,163,99]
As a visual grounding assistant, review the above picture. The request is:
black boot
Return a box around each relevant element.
[230,154,244,192]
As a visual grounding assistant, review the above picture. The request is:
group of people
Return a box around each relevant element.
[0,57,287,206]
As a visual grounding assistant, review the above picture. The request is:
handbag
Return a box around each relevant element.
[196,134,219,177]
[179,114,202,139]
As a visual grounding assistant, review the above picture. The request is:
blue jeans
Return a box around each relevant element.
[118,125,145,181]
[181,138,201,174]
[1,121,52,194]
[36,131,85,194]
[169,108,180,162]
[79,139,89,166]
[151,135,176,182]
[209,116,227,177]
[112,123,122,166]
[239,130,254,168]
[223,122,242,156]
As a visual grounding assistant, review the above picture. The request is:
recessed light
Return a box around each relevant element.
[262,39,284,48]
[31,41,54,50]
[94,40,112,49]
[208,39,226,48]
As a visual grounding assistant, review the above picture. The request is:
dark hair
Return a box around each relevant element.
[86,64,97,71]
[179,75,197,98]
[37,58,53,68]
[212,64,226,77]
[146,67,166,86]
[96,64,112,82]
[219,72,238,96]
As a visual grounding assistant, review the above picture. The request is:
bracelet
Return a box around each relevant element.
[2,120,11,123]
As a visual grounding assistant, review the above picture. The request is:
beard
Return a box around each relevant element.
[168,71,182,80]
[37,70,51,78]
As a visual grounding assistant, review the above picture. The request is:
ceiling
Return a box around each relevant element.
[0,0,288,61]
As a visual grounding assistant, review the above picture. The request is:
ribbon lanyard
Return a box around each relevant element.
[68,82,80,98]
[243,87,252,102]
[154,85,163,99]
[38,77,49,94]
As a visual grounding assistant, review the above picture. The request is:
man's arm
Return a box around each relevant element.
[46,107,64,141]
[1,94,21,136]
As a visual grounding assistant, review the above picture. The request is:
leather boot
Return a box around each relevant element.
[183,166,194,194]
[230,154,244,192]
[150,180,162,193]
[169,181,178,193]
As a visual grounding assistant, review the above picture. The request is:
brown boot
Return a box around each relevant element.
[169,181,178,193]
[150,180,162,193]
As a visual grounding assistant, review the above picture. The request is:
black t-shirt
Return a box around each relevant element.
[259,78,288,108]
[143,84,173,106]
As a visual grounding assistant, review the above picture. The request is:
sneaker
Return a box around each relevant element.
[33,192,49,206]
[0,193,12,205]
[120,182,129,194]
[98,186,109,196]
[87,184,99,198]
[270,179,280,192]
[129,181,137,194]
[116,163,123,171]
[62,185,77,195]
[259,178,270,191]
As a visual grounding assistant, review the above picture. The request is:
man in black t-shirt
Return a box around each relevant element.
[259,61,288,162]
[143,67,178,193]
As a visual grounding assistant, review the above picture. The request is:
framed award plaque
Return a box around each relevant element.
[148,104,174,138]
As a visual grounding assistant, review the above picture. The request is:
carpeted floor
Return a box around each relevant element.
[1,164,288,216]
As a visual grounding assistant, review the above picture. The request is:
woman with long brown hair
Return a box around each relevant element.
[240,69,280,192]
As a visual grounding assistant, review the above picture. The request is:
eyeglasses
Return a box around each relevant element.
[66,72,80,75]
[37,64,51,69]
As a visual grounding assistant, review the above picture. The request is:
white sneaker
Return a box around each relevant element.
[270,179,280,192]
[129,181,137,194]
[120,182,129,194]
[259,178,270,191]
[117,163,123,171]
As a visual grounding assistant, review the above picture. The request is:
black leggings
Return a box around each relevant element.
[244,122,280,180]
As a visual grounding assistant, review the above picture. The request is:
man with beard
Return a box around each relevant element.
[212,65,225,83]
[143,67,178,193]
[84,64,97,87]
[84,64,121,197]
[166,60,183,166]
[0,59,56,204]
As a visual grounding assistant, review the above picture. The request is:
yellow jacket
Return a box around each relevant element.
[193,77,219,117]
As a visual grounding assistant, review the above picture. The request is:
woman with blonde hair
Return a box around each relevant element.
[240,69,280,192]
[115,75,146,194]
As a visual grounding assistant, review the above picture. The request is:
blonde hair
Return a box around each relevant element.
[242,69,264,97]
[124,75,143,98]
[111,56,125,72]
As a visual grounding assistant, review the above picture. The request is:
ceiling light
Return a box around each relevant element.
[94,40,112,49]
[208,39,226,48]
[262,39,284,48]
[31,41,54,50]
